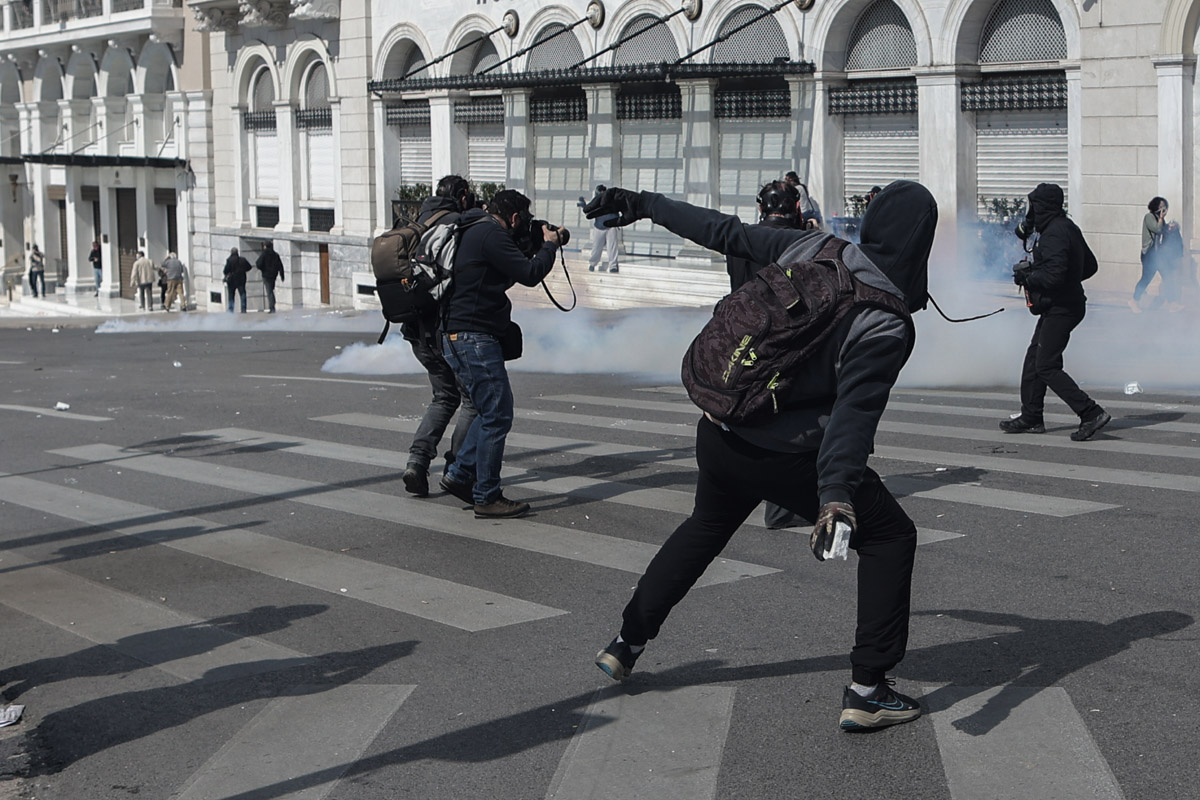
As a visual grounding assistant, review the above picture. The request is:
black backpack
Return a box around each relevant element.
[682,238,913,426]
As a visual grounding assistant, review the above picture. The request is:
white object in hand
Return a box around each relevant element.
[824,521,851,561]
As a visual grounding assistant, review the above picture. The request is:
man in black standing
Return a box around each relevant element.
[1003,183,1110,441]
[88,241,102,296]
[400,176,479,498]
[255,242,286,314]
[223,247,252,313]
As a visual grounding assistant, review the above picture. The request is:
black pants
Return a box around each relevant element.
[619,417,917,686]
[1133,250,1158,301]
[1019,310,1099,421]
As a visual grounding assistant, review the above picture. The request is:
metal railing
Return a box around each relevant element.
[42,0,103,24]
[112,0,146,12]
[10,0,35,28]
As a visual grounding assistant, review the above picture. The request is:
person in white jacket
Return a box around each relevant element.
[131,251,157,311]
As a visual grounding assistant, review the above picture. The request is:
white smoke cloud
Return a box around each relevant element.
[96,309,376,335]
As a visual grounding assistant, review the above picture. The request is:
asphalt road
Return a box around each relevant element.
[1,317,1198,800]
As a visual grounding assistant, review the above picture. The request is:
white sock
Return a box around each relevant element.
[850,682,877,697]
[616,635,644,654]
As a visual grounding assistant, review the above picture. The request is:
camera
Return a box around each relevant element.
[516,218,570,257]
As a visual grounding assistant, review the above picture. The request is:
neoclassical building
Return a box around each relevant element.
[7,1,1200,308]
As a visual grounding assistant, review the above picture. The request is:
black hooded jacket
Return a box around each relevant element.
[636,180,937,505]
[223,254,252,288]
[1020,183,1093,311]
[726,214,800,291]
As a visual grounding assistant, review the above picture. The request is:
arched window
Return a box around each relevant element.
[247,65,279,212]
[527,23,586,71]
[979,0,1066,64]
[299,60,335,209]
[845,0,918,71]
[613,14,680,64]
[711,5,788,63]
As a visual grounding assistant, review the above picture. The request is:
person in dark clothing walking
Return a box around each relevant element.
[1003,183,1110,442]
[439,189,566,519]
[585,180,936,731]
[28,244,45,297]
[255,242,286,313]
[400,175,480,498]
[223,247,252,313]
[88,241,102,296]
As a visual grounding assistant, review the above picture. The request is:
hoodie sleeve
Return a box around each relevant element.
[815,310,911,506]
[483,225,558,287]
[1025,223,1071,291]
[641,192,818,266]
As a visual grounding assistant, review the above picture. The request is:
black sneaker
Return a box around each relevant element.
[999,416,1045,434]
[439,475,475,506]
[595,637,640,681]
[1071,410,1111,441]
[839,681,922,731]
[402,465,429,497]
[474,495,531,519]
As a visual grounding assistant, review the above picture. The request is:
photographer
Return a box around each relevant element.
[438,188,567,519]
[1004,183,1109,441]
[1132,196,1182,312]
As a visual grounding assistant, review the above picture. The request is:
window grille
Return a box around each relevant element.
[309,208,335,232]
[11,0,34,29]
[255,205,280,228]
[845,1,918,71]
[613,15,680,65]
[530,91,587,123]
[455,96,505,124]
[471,40,500,74]
[617,86,682,120]
[304,62,330,109]
[243,111,278,131]
[979,0,1067,64]
[296,107,333,130]
[386,100,432,127]
[711,5,789,63]
[112,0,143,12]
[252,68,275,112]
[961,73,1066,111]
[829,80,918,114]
[527,24,586,72]
[715,90,790,118]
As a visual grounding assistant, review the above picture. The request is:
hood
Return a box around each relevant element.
[418,195,460,219]
[1027,183,1065,232]
[856,180,938,313]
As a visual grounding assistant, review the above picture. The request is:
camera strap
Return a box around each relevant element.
[540,248,577,312]
[927,293,1004,323]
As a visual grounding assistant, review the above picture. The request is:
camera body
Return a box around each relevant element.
[516,219,570,257]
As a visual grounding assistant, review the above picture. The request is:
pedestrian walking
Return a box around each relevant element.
[399,176,480,498]
[439,189,567,519]
[584,180,936,731]
[27,244,45,298]
[578,185,619,273]
[88,241,102,296]
[255,242,285,313]
[1132,197,1184,313]
[131,250,156,310]
[1004,183,1110,441]
[162,252,188,311]
[223,247,251,313]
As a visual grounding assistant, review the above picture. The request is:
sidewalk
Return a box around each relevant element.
[0,289,193,324]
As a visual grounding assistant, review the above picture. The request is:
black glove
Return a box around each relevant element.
[810,501,856,562]
[1012,261,1032,286]
[582,187,643,228]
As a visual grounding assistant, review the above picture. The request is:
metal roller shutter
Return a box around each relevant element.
[718,120,792,222]
[843,113,919,211]
[399,123,433,186]
[467,122,506,184]
[306,129,335,200]
[254,131,279,199]
[619,120,684,257]
[533,122,588,234]
[976,109,1068,212]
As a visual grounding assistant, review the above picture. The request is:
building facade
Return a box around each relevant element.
[7,0,1200,309]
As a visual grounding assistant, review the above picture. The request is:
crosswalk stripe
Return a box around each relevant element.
[0,403,113,422]
[881,420,1200,461]
[243,374,425,389]
[882,475,1117,516]
[191,429,974,540]
[0,473,563,632]
[895,387,1196,414]
[930,685,1125,800]
[546,686,735,800]
[0,549,309,682]
[174,684,415,800]
[48,445,777,587]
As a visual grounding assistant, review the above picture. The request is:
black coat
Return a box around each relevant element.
[1020,183,1094,312]
[256,250,285,281]
[725,214,800,291]
[223,255,252,287]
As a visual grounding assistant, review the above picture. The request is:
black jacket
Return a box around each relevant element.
[636,180,937,505]
[442,209,558,338]
[1020,183,1092,312]
[223,255,252,287]
[256,249,285,281]
[726,214,800,291]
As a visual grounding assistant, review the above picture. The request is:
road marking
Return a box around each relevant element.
[883,475,1117,517]
[0,549,309,682]
[0,473,563,632]
[49,445,777,588]
[896,387,1197,414]
[243,374,424,389]
[0,403,113,422]
[930,685,1125,800]
[546,685,735,800]
[174,684,414,800]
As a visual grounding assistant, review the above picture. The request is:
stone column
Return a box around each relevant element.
[429,90,466,182]
[372,96,394,234]
[917,67,974,271]
[273,100,299,232]
[503,89,532,194]
[1065,64,1082,221]
[809,74,845,221]
[1154,56,1194,246]
[230,105,249,229]
[584,83,617,190]
[184,90,213,307]
[786,74,816,185]
[676,79,720,263]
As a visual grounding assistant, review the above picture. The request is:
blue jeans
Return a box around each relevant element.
[93,266,102,292]
[29,270,45,297]
[441,331,513,505]
[408,334,477,472]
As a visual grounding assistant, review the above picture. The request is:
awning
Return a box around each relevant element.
[20,154,187,168]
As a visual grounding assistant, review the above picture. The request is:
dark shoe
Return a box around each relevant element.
[595,637,641,681]
[840,681,922,731]
[474,495,530,519]
[1071,410,1111,442]
[439,475,475,506]
[588,265,596,271]
[999,416,1045,434]
[402,465,429,497]
[608,267,619,274]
